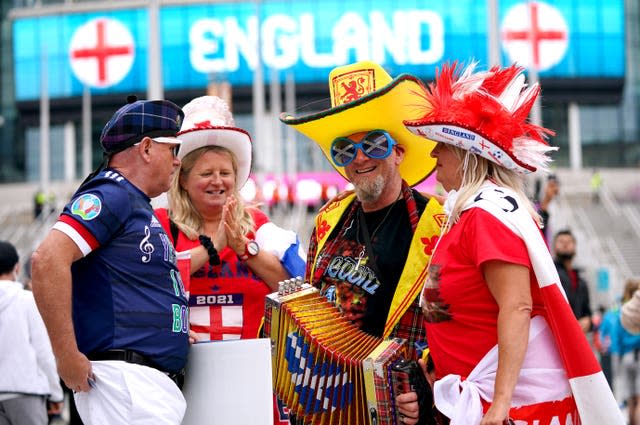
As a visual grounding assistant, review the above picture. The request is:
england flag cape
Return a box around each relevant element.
[433,182,624,425]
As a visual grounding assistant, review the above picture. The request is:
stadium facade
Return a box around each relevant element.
[0,0,638,186]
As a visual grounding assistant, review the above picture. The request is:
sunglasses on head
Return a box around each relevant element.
[330,130,397,167]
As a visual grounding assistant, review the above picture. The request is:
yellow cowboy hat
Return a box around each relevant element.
[280,61,436,186]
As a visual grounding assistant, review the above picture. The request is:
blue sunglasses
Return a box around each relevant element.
[330,130,397,167]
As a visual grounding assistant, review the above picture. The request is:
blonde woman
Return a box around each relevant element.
[155,100,306,423]
[397,63,623,425]
[155,96,306,342]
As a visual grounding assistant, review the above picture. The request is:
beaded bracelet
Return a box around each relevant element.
[198,235,221,265]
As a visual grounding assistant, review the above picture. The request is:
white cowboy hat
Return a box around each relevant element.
[177,96,252,188]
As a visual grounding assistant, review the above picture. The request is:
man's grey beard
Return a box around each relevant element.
[353,174,385,203]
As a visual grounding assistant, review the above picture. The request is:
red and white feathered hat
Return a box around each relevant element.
[404,62,557,174]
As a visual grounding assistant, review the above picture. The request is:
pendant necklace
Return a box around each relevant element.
[355,195,400,271]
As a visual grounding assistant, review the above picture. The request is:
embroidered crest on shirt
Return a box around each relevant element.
[70,193,102,221]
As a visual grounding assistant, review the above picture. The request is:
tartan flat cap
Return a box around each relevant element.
[99,97,184,154]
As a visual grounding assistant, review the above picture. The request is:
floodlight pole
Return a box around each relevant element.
[39,46,50,197]
[487,0,501,67]
[147,0,163,100]
[82,85,92,177]
[252,0,265,174]
[527,0,542,127]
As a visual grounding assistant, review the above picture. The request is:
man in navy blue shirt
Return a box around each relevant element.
[31,97,190,425]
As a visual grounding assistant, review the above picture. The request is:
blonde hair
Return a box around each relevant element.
[623,278,640,303]
[445,145,541,230]
[168,145,254,240]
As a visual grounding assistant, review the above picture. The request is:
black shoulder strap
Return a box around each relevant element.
[169,219,179,248]
[357,207,384,279]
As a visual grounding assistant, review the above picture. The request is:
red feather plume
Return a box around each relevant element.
[413,62,556,172]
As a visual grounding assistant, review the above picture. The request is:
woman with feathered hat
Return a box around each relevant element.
[396,63,624,425]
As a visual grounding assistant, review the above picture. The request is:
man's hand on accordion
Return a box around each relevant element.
[396,391,421,424]
[394,358,435,425]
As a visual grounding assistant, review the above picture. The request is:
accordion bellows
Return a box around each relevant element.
[264,282,407,425]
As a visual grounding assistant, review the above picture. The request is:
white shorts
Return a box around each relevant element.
[74,361,186,425]
[619,350,640,401]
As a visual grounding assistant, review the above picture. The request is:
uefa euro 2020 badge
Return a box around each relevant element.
[71,193,102,221]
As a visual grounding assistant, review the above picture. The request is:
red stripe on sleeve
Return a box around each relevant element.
[59,214,100,251]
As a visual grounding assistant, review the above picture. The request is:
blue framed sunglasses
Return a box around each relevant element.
[330,130,397,167]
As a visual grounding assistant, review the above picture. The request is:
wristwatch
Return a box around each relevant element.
[239,240,260,261]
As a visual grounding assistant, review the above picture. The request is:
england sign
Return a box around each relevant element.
[68,18,135,88]
[12,0,623,101]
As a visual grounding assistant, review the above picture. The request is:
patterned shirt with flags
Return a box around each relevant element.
[305,183,444,361]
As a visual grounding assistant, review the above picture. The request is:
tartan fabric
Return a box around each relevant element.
[305,181,428,362]
[401,181,419,232]
[303,226,319,284]
[389,300,426,361]
[372,339,406,425]
[100,98,184,153]
[306,180,418,286]
[306,203,358,285]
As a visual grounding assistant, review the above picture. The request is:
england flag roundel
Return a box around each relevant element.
[68,18,135,88]
[501,1,569,72]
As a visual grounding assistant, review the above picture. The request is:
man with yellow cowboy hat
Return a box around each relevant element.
[281,61,444,424]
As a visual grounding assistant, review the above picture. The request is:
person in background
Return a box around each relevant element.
[590,168,603,204]
[0,240,63,425]
[33,189,46,220]
[592,305,614,389]
[622,282,640,335]
[600,279,640,425]
[553,229,593,333]
[399,62,622,424]
[281,60,443,424]
[155,95,306,424]
[534,174,559,244]
[30,97,190,425]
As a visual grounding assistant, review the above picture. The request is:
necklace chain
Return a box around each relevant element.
[354,197,398,272]
[362,200,397,241]
[360,190,402,241]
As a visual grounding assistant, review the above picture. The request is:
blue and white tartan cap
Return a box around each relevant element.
[99,96,184,154]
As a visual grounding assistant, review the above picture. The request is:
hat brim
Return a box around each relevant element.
[404,121,535,174]
[280,74,437,186]
[177,127,252,188]
[153,136,182,145]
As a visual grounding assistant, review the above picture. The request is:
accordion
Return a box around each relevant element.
[264,278,409,425]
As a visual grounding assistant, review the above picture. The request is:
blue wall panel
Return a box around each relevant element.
[12,0,625,101]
